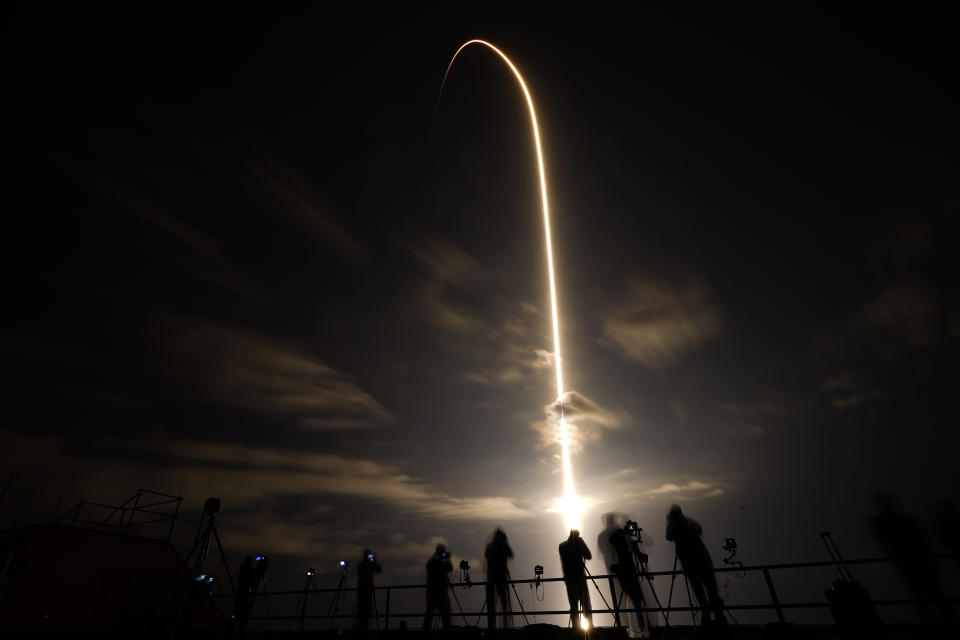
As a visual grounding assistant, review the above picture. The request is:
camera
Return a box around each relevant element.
[624,520,641,535]
[339,559,350,567]
[459,560,470,571]
[534,565,544,576]
[204,497,221,515]
[722,537,737,552]
[441,551,451,561]
[368,553,377,562]
[306,568,316,576]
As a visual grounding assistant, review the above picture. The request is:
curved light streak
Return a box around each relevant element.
[441,40,582,531]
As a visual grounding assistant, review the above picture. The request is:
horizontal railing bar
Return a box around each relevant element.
[132,500,180,510]
[126,517,171,526]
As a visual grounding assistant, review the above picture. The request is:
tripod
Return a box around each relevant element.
[474,567,530,629]
[447,577,468,627]
[169,512,234,639]
[581,562,614,628]
[326,565,354,630]
[612,536,668,635]
[663,551,737,637]
[292,571,319,631]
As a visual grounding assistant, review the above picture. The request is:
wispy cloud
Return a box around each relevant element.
[138,438,534,521]
[240,155,368,262]
[533,390,630,452]
[856,279,947,356]
[155,316,392,428]
[408,237,555,388]
[646,480,726,499]
[599,276,723,369]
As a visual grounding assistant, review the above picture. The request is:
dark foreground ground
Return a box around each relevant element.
[234,622,957,640]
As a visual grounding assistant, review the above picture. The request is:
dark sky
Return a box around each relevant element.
[2,3,958,619]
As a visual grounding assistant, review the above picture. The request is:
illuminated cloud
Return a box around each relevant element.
[533,390,629,451]
[646,480,726,499]
[599,276,723,369]
[156,316,392,427]
[410,237,555,388]
[137,439,533,521]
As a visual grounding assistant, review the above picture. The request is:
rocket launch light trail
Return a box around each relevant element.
[441,40,583,532]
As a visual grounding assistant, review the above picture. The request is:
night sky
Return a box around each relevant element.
[2,4,958,619]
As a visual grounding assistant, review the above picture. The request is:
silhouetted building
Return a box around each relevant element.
[0,524,224,634]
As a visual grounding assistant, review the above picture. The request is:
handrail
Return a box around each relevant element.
[207,553,959,630]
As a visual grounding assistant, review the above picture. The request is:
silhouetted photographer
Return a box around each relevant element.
[559,529,593,628]
[665,504,725,627]
[485,528,514,630]
[356,549,382,638]
[423,543,453,630]
[232,556,254,637]
[869,494,955,625]
[608,517,649,632]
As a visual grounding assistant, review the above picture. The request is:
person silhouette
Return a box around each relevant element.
[607,516,649,633]
[484,528,514,631]
[559,529,593,628]
[665,504,725,626]
[935,498,960,574]
[422,543,453,630]
[355,549,382,638]
[869,494,955,625]
[232,556,254,637]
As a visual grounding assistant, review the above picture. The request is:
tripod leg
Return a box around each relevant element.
[662,554,680,640]
[509,581,529,626]
[211,524,236,591]
[682,573,698,628]
[448,582,467,626]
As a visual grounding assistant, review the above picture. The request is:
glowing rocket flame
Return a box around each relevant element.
[441,40,582,531]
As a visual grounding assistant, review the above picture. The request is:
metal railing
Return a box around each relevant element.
[210,554,959,630]
[55,488,183,540]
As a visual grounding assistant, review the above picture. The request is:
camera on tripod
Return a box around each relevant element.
[534,565,544,576]
[204,497,221,516]
[722,537,737,552]
[367,552,377,562]
[339,559,350,567]
[624,520,642,538]
[459,560,469,571]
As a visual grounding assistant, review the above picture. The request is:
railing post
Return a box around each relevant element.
[126,489,142,534]
[607,575,621,627]
[384,587,391,631]
[762,567,786,624]
[168,496,182,541]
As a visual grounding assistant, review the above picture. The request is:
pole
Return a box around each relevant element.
[607,575,621,628]
[762,568,786,624]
